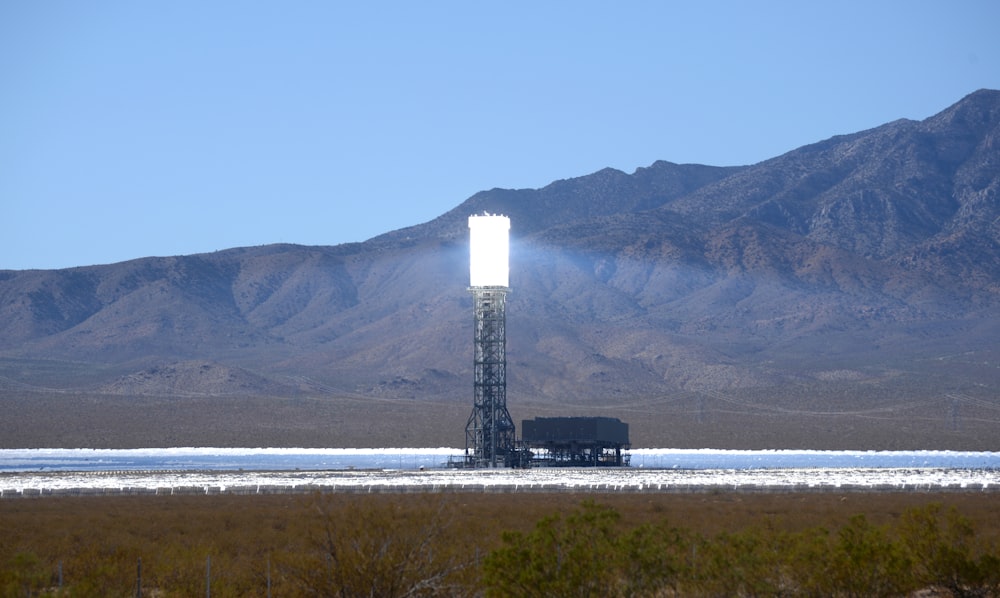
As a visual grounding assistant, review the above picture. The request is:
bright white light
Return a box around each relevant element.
[469,214,509,287]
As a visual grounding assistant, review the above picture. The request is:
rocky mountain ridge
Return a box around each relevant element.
[2,89,998,449]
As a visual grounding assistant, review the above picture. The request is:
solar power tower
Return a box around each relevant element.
[465,213,516,467]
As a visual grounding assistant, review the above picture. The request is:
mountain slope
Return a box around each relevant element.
[2,90,998,449]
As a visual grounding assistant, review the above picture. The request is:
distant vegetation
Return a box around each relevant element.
[483,500,1000,597]
[2,492,999,596]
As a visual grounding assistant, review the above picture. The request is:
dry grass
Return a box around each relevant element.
[2,491,999,596]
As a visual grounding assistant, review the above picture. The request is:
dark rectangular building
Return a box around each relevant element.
[522,417,629,445]
[520,417,630,467]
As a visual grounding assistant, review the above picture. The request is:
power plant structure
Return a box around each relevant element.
[521,417,630,467]
[464,213,518,467]
[461,213,629,468]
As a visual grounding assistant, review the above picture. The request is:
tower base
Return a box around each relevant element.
[465,286,515,468]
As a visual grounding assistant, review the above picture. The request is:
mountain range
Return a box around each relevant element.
[2,89,999,450]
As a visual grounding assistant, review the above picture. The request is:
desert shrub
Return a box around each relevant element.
[482,500,625,598]
[780,525,835,597]
[898,503,1000,597]
[285,493,474,597]
[0,551,52,598]
[615,519,694,597]
[2,493,999,596]
[691,524,796,597]
[483,498,1000,598]
[818,514,912,597]
[59,542,138,598]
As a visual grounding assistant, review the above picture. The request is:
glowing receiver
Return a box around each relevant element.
[469,213,509,287]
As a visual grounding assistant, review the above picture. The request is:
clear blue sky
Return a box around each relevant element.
[3,1,998,270]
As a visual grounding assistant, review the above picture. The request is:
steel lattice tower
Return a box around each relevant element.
[465,286,515,467]
[465,214,516,467]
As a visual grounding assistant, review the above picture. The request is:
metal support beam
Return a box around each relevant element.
[465,286,515,467]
